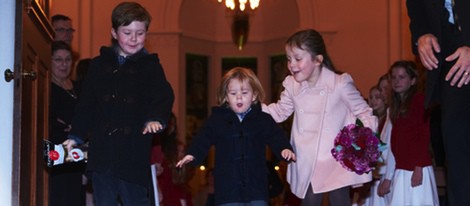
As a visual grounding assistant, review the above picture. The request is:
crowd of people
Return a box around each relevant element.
[47,0,469,205]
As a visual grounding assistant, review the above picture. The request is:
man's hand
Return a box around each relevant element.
[417,34,440,70]
[445,46,470,87]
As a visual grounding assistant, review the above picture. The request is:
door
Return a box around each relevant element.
[11,0,53,205]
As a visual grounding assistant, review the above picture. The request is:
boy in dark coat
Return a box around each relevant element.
[177,67,296,206]
[63,2,174,205]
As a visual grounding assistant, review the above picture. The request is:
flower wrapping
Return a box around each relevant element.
[331,119,386,175]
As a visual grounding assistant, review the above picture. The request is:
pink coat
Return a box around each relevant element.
[263,68,377,198]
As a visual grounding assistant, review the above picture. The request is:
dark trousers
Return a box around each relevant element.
[301,185,350,206]
[440,78,470,206]
[430,105,446,167]
[91,171,151,206]
[438,22,470,206]
[49,169,85,206]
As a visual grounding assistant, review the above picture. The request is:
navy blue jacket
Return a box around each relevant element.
[70,46,174,186]
[187,103,292,205]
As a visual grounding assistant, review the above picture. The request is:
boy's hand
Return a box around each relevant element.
[143,121,163,134]
[281,149,296,162]
[62,139,77,151]
[176,155,194,168]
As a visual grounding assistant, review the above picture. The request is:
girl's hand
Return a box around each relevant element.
[143,121,163,134]
[156,163,164,176]
[281,149,296,162]
[377,179,391,197]
[176,155,194,168]
[411,166,423,187]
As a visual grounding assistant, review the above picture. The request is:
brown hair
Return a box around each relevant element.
[388,60,419,121]
[52,41,71,55]
[111,2,151,31]
[217,67,265,106]
[51,14,71,24]
[286,29,338,72]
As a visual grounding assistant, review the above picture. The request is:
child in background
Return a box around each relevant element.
[63,2,174,205]
[377,74,391,105]
[377,60,439,206]
[262,29,377,206]
[177,67,296,206]
[155,114,194,206]
[358,85,393,206]
[369,86,387,134]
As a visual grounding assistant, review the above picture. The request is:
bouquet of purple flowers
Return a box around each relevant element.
[331,119,386,175]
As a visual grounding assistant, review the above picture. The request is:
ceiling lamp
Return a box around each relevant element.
[232,12,249,50]
[217,0,260,11]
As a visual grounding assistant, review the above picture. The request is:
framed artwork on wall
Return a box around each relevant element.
[186,54,209,142]
[270,54,289,102]
[270,54,293,136]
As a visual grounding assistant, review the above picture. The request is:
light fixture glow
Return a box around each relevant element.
[218,0,260,11]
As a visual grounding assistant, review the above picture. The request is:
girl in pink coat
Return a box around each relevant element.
[263,29,378,206]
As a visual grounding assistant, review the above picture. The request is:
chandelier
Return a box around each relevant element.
[217,0,260,11]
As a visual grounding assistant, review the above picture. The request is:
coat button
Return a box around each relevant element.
[320,91,325,96]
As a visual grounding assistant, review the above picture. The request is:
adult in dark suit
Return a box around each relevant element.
[406,0,470,205]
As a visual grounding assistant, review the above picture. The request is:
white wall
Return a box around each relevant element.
[0,0,16,205]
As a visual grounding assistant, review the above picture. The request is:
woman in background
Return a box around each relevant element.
[359,85,392,206]
[48,40,85,206]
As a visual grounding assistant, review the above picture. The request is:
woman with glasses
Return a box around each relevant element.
[48,40,86,206]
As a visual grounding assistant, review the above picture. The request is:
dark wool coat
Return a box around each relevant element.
[70,46,174,186]
[49,81,85,206]
[187,103,292,205]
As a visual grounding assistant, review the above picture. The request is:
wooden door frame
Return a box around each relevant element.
[12,0,53,205]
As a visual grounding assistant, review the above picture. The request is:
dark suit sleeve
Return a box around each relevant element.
[454,0,470,46]
[406,0,432,55]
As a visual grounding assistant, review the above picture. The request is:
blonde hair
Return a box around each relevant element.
[369,85,387,122]
[217,67,265,106]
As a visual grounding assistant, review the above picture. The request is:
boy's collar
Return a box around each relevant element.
[237,107,252,121]
[114,47,149,65]
[112,45,148,56]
